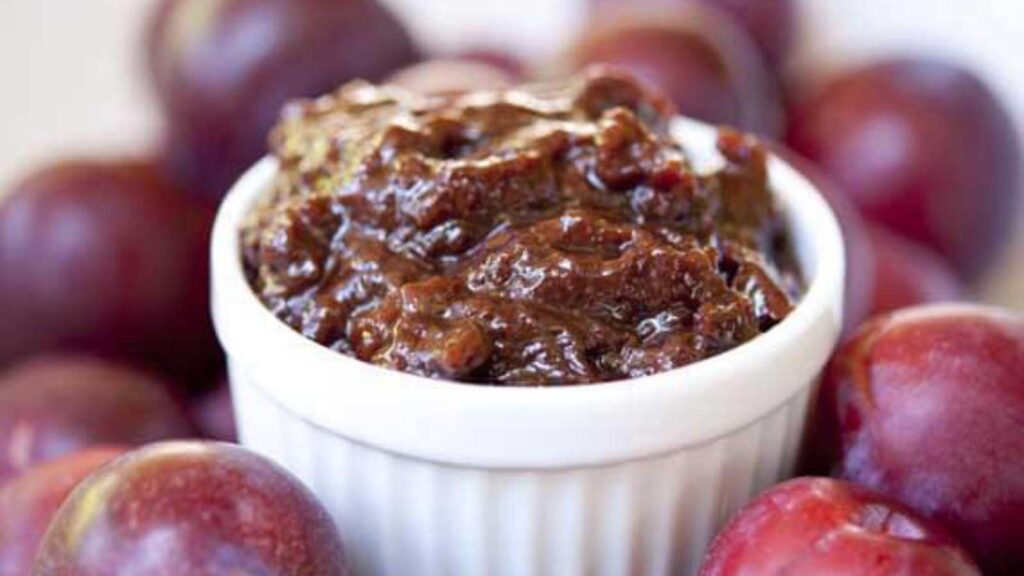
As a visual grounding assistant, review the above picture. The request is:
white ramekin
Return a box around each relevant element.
[212,118,845,576]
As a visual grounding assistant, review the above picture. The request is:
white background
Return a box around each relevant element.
[0,0,1021,306]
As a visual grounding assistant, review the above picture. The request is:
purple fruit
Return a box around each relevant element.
[571,4,783,135]
[148,0,420,200]
[0,159,218,381]
[814,305,1024,575]
[34,442,349,576]
[700,478,981,576]
[0,356,195,481]
[788,59,1022,280]
[0,448,126,576]
[592,0,797,69]
[866,225,963,318]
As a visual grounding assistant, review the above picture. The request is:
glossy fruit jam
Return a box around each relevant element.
[242,68,802,386]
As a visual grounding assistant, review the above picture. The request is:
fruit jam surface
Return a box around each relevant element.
[242,68,801,385]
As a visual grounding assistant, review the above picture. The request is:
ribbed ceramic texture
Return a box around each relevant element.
[232,362,813,576]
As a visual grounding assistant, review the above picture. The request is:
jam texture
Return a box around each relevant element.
[242,68,801,385]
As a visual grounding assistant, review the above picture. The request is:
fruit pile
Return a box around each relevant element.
[0,0,1020,574]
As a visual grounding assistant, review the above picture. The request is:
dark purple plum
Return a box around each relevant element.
[813,305,1024,575]
[571,4,783,136]
[0,159,218,381]
[866,225,964,318]
[700,478,981,576]
[592,0,797,70]
[0,356,195,481]
[34,442,349,576]
[788,59,1022,280]
[694,0,796,69]
[774,146,965,331]
[148,0,420,200]
[0,448,126,576]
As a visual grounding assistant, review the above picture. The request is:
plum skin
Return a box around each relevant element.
[699,477,981,576]
[813,305,1024,575]
[572,4,783,136]
[34,441,349,576]
[0,448,125,576]
[773,146,964,331]
[865,225,963,317]
[148,0,420,200]
[694,0,796,69]
[590,0,797,70]
[0,159,218,381]
[0,356,195,482]
[787,59,1022,280]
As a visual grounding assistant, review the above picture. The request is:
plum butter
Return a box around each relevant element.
[242,69,801,385]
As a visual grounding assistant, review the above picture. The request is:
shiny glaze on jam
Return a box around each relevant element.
[243,68,800,386]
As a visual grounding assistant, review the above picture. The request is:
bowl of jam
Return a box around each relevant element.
[212,67,845,575]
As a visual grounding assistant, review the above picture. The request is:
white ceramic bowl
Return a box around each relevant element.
[211,117,846,576]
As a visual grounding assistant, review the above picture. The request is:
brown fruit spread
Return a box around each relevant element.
[242,68,801,386]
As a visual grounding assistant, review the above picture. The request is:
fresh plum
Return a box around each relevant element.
[0,448,125,576]
[571,4,782,135]
[695,0,796,69]
[0,159,218,381]
[592,0,797,70]
[387,59,516,95]
[866,225,963,318]
[191,379,237,443]
[699,477,981,576]
[0,356,195,481]
[34,442,349,576]
[148,0,420,200]
[788,59,1022,280]
[773,146,964,329]
[813,305,1024,575]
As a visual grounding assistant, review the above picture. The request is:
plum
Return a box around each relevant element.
[0,448,125,576]
[148,0,420,200]
[191,379,237,443]
[592,0,797,70]
[866,225,963,318]
[387,58,517,95]
[0,159,218,382]
[34,442,349,576]
[0,356,195,481]
[813,305,1024,575]
[787,59,1022,280]
[774,146,964,330]
[570,4,783,136]
[699,477,981,576]
[694,0,796,70]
